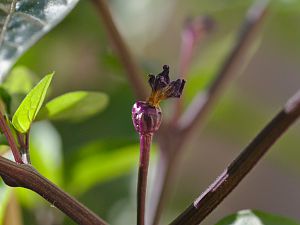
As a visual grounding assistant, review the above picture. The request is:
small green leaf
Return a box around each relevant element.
[215,209,300,225]
[12,73,53,133]
[37,91,109,122]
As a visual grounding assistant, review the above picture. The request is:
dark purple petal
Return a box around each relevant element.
[166,79,186,98]
[161,65,170,84]
[146,65,186,106]
[178,79,186,96]
[153,65,170,91]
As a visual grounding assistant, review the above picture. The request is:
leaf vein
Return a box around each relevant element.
[14,11,47,27]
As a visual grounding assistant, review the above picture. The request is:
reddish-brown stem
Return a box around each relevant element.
[151,1,269,225]
[0,112,23,164]
[137,134,153,225]
[0,156,108,225]
[172,16,214,123]
[90,0,147,99]
[178,0,269,135]
[170,89,300,225]
[178,16,214,79]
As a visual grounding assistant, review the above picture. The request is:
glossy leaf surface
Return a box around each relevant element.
[0,0,79,80]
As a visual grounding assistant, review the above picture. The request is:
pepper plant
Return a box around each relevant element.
[0,0,299,225]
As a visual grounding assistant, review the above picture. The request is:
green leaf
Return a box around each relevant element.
[12,73,53,133]
[0,0,80,79]
[68,140,141,194]
[37,91,109,122]
[215,210,300,225]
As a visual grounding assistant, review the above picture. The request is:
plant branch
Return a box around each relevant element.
[148,147,176,225]
[169,89,300,225]
[172,16,214,123]
[0,112,22,164]
[137,134,153,225]
[90,0,147,99]
[150,1,269,224]
[0,157,108,225]
[178,0,269,135]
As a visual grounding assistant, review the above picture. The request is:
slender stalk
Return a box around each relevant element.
[151,1,269,224]
[0,156,108,225]
[170,89,300,225]
[0,112,23,164]
[178,16,214,79]
[137,134,153,225]
[172,16,214,123]
[90,0,147,99]
[149,148,174,225]
[178,0,269,134]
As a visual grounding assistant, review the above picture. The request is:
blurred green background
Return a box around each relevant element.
[2,0,300,224]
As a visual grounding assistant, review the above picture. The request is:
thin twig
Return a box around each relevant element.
[0,112,23,163]
[137,134,153,225]
[172,16,214,123]
[150,1,270,224]
[148,147,176,225]
[0,156,108,225]
[170,89,300,225]
[178,0,269,135]
[90,0,147,99]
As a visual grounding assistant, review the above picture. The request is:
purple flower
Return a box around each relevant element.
[132,65,185,134]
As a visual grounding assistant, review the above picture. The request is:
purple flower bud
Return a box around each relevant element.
[132,101,162,134]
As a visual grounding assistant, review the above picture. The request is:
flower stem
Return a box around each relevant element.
[150,1,269,224]
[137,133,153,225]
[90,0,147,99]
